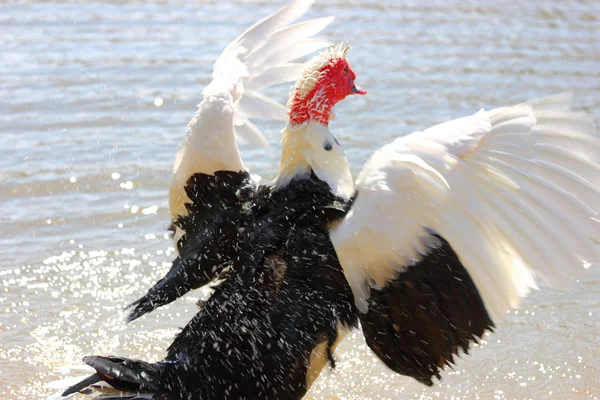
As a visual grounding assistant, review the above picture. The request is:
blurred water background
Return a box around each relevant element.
[0,0,599,398]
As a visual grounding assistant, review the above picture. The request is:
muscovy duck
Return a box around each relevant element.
[52,20,598,400]
[138,43,598,387]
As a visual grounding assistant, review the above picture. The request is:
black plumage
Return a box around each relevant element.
[127,171,256,322]
[359,234,494,386]
[70,174,358,400]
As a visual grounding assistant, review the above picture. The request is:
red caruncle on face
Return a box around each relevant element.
[322,57,365,104]
[288,56,366,126]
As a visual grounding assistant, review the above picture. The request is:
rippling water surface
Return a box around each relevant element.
[1,1,599,399]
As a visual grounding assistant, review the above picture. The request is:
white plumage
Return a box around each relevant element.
[330,93,599,319]
[169,0,333,224]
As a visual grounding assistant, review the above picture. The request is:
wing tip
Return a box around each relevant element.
[519,91,574,112]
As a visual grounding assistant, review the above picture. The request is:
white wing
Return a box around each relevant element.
[331,93,599,320]
[170,0,333,222]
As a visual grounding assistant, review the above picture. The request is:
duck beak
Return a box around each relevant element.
[351,84,367,95]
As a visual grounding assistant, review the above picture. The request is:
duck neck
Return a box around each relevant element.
[288,87,335,127]
[274,120,354,201]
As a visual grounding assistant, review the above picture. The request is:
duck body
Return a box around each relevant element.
[61,173,357,400]
[164,174,356,399]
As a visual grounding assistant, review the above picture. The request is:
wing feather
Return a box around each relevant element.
[516,91,573,111]
[170,0,333,226]
[235,117,271,148]
[331,93,599,321]
[237,91,288,122]
[244,17,335,73]
[247,63,306,92]
[471,162,592,267]
[215,0,315,66]
[200,0,333,160]
[534,143,600,185]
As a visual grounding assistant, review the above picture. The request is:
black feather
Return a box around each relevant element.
[127,171,256,321]
[161,174,357,399]
[72,174,357,400]
[60,373,102,397]
[82,356,162,392]
[359,234,494,386]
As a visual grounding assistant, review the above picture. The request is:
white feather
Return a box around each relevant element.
[235,117,271,149]
[247,63,306,92]
[238,91,288,122]
[245,16,335,74]
[169,0,333,223]
[275,121,355,201]
[330,93,599,319]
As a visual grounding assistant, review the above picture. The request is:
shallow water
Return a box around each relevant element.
[1,0,599,399]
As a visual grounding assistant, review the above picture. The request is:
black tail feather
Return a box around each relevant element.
[83,356,162,393]
[92,392,171,400]
[60,373,102,397]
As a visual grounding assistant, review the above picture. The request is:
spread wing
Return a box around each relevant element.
[170,0,333,223]
[330,93,599,382]
[210,0,334,146]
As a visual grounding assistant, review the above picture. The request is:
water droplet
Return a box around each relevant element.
[111,172,121,180]
[142,205,158,215]
[69,176,77,183]
[120,181,134,190]
[154,97,164,107]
